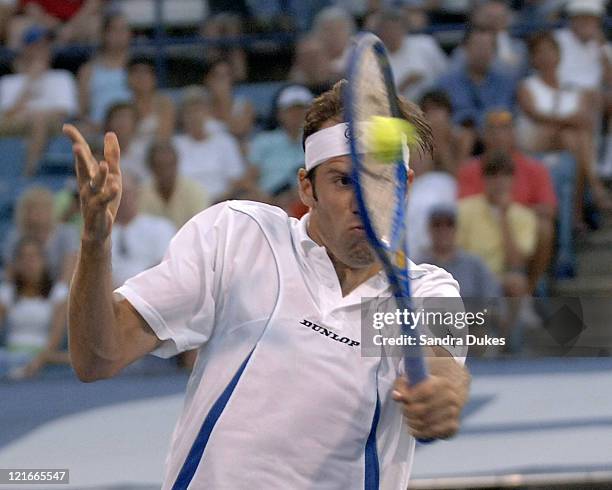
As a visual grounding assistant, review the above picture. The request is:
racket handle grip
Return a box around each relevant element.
[403,356,427,385]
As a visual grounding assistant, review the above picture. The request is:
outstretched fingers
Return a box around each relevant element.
[63,124,96,185]
[103,132,121,175]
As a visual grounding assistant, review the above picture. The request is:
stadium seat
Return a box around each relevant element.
[164,81,285,124]
[235,81,285,121]
[0,137,27,178]
[121,0,208,28]
[40,136,75,177]
[32,175,72,194]
[0,176,28,220]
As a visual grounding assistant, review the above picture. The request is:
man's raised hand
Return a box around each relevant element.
[63,124,122,244]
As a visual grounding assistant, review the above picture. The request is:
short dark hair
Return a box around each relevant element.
[526,31,559,55]
[201,57,231,81]
[420,90,453,115]
[301,80,432,200]
[146,139,177,168]
[103,102,137,132]
[127,55,156,71]
[483,151,514,177]
[302,79,433,157]
[462,24,495,45]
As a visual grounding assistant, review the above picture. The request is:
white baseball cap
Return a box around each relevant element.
[277,85,314,110]
[566,0,605,17]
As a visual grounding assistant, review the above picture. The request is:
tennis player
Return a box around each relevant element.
[64,80,470,490]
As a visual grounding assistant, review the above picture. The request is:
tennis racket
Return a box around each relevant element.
[345,33,429,388]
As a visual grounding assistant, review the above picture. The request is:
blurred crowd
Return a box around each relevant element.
[0,0,610,379]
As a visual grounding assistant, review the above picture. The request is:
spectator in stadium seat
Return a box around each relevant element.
[458,110,556,292]
[457,151,537,300]
[127,56,176,166]
[202,58,255,156]
[0,25,78,176]
[516,32,611,221]
[311,7,355,80]
[139,140,210,229]
[7,0,103,49]
[173,86,251,203]
[77,12,132,130]
[103,102,147,182]
[437,27,516,130]
[373,9,448,102]
[555,0,610,94]
[451,0,528,77]
[398,0,430,33]
[200,13,248,82]
[2,187,78,283]
[419,90,475,175]
[420,203,502,299]
[0,236,69,379]
[405,96,459,262]
[249,84,312,195]
[110,172,176,289]
[288,35,336,95]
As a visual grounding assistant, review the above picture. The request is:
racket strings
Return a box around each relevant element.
[354,47,404,249]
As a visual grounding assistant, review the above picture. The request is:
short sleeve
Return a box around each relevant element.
[114,203,230,358]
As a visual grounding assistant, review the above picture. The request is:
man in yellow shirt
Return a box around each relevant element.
[457,150,537,298]
[138,140,210,229]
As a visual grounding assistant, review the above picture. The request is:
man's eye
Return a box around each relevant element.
[336,176,352,186]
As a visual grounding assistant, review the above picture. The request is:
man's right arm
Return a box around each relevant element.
[64,124,161,382]
[69,237,161,382]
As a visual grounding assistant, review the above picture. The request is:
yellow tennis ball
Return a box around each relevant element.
[368,116,418,163]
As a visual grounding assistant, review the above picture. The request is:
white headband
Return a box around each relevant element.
[304,121,411,171]
[304,123,350,171]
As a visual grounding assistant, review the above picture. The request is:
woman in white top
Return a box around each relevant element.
[0,237,69,379]
[517,31,611,222]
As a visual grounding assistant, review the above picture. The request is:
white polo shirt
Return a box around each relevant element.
[115,201,460,490]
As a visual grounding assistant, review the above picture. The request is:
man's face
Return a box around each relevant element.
[300,155,376,269]
[570,14,601,42]
[278,105,308,135]
[108,108,137,141]
[473,1,510,32]
[483,117,515,153]
[150,146,178,185]
[465,31,496,72]
[182,102,208,136]
[378,19,405,53]
[429,215,457,253]
[128,63,156,93]
[320,19,351,58]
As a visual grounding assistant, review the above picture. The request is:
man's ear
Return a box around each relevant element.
[408,168,415,185]
[298,168,316,208]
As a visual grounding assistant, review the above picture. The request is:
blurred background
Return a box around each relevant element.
[0,0,611,488]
